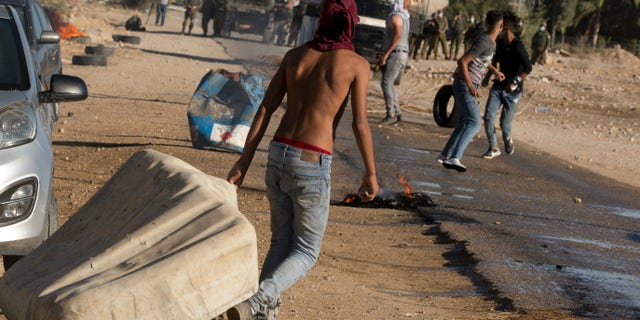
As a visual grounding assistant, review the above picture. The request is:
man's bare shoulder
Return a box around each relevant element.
[283,45,370,70]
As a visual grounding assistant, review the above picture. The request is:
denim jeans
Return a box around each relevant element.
[483,86,522,148]
[252,141,331,311]
[442,78,482,160]
[155,4,167,25]
[381,51,408,117]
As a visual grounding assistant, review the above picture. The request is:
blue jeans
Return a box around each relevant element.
[442,78,482,160]
[381,51,408,117]
[252,141,331,310]
[483,86,521,148]
[155,4,167,25]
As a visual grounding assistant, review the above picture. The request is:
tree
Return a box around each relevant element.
[574,0,605,47]
[547,0,577,48]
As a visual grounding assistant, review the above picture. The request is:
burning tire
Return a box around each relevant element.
[72,55,107,66]
[433,84,459,128]
[112,34,141,44]
[84,45,114,56]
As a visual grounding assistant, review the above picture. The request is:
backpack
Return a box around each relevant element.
[125,15,146,32]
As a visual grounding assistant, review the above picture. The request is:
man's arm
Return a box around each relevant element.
[517,41,532,80]
[457,54,478,97]
[350,62,379,201]
[227,56,287,187]
[379,14,403,66]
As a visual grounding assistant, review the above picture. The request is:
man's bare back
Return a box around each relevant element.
[267,45,371,152]
[228,43,377,201]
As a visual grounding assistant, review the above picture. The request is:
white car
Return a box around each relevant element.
[0,4,87,271]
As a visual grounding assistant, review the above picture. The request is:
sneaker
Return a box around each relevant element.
[226,300,269,320]
[504,138,514,155]
[379,115,399,125]
[443,158,467,172]
[482,148,501,159]
[436,153,448,164]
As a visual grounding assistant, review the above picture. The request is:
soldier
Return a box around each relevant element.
[272,0,293,46]
[201,0,214,36]
[424,12,439,59]
[182,0,201,35]
[530,23,550,65]
[287,3,305,46]
[449,10,467,60]
[212,0,227,36]
[433,9,449,60]
[464,14,482,51]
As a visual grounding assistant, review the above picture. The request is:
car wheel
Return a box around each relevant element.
[433,84,459,128]
[2,255,22,271]
[85,45,115,56]
[72,55,108,66]
[112,34,141,44]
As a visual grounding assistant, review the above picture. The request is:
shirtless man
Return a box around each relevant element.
[226,0,379,318]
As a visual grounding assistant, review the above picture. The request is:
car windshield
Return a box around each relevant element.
[355,0,391,20]
[0,17,29,90]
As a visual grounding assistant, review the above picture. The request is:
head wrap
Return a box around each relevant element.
[307,0,359,51]
[389,0,409,20]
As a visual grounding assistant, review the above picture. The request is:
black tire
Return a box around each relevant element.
[3,255,22,271]
[72,55,108,66]
[112,34,141,44]
[85,45,115,56]
[433,84,460,128]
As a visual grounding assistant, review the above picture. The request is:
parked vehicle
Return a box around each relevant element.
[352,0,391,65]
[0,4,87,271]
[0,0,63,117]
[221,0,274,43]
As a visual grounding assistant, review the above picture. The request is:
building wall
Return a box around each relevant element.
[406,0,447,17]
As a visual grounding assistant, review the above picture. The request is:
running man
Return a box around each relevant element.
[437,10,504,172]
[226,0,379,318]
[482,11,532,159]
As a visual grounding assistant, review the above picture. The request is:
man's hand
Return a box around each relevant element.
[468,85,480,98]
[357,174,379,202]
[227,161,247,188]
[494,71,506,81]
[378,53,388,66]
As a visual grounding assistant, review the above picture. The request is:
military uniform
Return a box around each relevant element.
[434,12,449,59]
[530,25,550,65]
[212,0,227,36]
[449,13,466,60]
[182,0,202,35]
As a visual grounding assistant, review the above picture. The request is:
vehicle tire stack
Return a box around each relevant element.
[72,44,114,66]
[71,34,141,67]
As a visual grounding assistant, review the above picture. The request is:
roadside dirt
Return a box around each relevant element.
[2,1,638,319]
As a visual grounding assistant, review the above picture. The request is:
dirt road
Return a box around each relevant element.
[3,2,639,319]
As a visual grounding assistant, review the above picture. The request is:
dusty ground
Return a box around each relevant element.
[2,2,638,319]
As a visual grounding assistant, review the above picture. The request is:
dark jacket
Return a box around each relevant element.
[492,36,532,93]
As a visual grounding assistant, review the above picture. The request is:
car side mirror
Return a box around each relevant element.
[39,74,88,103]
[38,31,61,44]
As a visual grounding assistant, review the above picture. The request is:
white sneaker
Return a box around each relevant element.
[436,153,448,164]
[482,148,501,159]
[443,158,467,172]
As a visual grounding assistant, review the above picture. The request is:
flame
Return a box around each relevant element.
[343,194,357,204]
[45,8,87,40]
[397,174,414,197]
[57,24,87,40]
